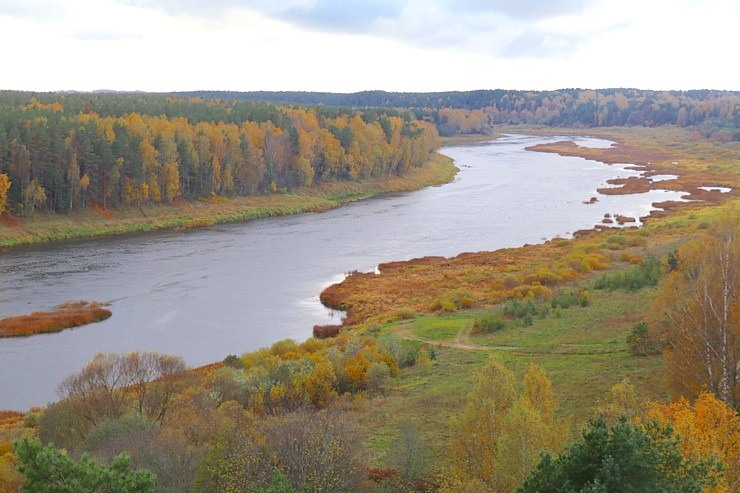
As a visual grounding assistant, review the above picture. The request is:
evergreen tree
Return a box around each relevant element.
[517,415,720,493]
[14,436,155,493]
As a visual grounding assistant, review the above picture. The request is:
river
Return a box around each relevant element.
[0,134,688,410]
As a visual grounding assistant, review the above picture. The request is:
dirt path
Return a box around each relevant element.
[394,322,628,355]
[395,322,517,352]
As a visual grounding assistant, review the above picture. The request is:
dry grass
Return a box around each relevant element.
[0,301,112,337]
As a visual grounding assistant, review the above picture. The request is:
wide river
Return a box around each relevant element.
[0,134,688,410]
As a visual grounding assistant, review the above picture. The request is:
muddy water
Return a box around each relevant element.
[0,134,688,410]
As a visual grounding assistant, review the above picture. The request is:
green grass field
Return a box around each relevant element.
[356,283,668,467]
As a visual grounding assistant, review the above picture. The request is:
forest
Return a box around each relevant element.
[0,92,439,216]
[179,88,739,137]
[0,88,737,218]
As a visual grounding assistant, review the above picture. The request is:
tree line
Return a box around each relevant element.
[180,88,739,137]
[0,92,440,216]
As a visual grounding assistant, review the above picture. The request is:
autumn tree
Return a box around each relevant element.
[121,351,188,423]
[448,358,566,491]
[384,421,433,488]
[196,410,367,493]
[56,352,187,436]
[646,392,740,492]
[649,216,738,407]
[0,173,10,215]
[58,353,132,432]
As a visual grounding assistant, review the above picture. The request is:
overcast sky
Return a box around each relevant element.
[1,0,737,93]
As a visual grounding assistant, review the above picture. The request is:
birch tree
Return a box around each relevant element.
[650,215,738,408]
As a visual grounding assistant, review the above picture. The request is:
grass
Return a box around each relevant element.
[0,301,112,337]
[353,283,668,469]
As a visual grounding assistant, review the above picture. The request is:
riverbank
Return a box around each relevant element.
[0,152,457,249]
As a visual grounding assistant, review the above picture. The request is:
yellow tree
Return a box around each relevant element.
[449,359,566,491]
[650,215,738,407]
[646,393,740,492]
[139,139,161,203]
[161,162,180,203]
[448,357,518,487]
[0,173,10,215]
[495,364,567,492]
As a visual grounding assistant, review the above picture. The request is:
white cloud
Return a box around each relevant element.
[0,0,737,92]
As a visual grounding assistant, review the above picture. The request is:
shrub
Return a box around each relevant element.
[432,289,476,312]
[223,354,244,369]
[627,235,647,247]
[504,299,538,319]
[618,252,643,264]
[626,322,663,356]
[592,256,662,291]
[392,307,418,321]
[579,290,591,307]
[472,312,507,334]
[416,348,433,374]
[366,362,392,396]
[551,290,579,309]
[503,274,520,288]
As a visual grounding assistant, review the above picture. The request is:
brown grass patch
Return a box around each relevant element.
[319,234,621,329]
[0,411,24,428]
[0,215,18,227]
[0,301,112,337]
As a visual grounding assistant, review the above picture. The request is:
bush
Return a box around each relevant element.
[607,234,628,246]
[392,307,418,321]
[551,290,579,309]
[432,289,476,312]
[579,290,591,307]
[472,312,507,334]
[366,362,392,396]
[504,299,538,319]
[626,322,663,356]
[223,354,244,369]
[592,256,662,291]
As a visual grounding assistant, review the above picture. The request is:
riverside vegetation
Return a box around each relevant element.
[0,90,738,492]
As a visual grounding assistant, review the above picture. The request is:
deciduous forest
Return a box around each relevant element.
[0,88,737,219]
[0,92,439,216]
